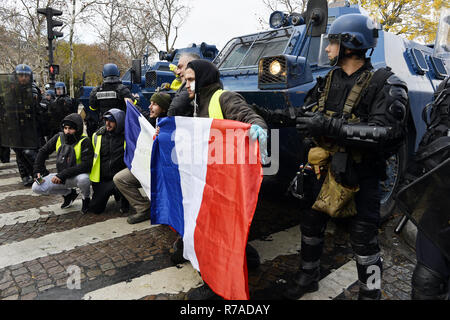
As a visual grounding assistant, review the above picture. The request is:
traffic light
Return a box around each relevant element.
[37,7,64,40]
[49,64,59,76]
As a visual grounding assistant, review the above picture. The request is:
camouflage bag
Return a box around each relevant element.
[308,147,360,218]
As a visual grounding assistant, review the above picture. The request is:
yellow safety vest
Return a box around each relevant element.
[208,89,226,120]
[90,132,126,183]
[56,134,88,165]
[170,78,182,91]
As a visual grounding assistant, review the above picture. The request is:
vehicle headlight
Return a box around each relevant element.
[269,60,282,75]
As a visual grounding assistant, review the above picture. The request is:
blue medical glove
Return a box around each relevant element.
[250,124,268,165]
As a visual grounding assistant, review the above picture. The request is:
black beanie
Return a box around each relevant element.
[150,92,172,111]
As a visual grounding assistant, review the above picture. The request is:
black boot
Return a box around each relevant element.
[61,189,79,209]
[81,197,90,214]
[283,268,320,300]
[22,176,33,187]
[170,236,188,265]
[127,209,151,224]
[186,282,218,300]
[358,286,381,300]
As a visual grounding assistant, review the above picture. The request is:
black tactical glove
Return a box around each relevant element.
[296,112,343,137]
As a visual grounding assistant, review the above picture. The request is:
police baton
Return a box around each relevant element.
[394,215,409,234]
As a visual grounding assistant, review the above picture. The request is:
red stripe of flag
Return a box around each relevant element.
[193,119,263,300]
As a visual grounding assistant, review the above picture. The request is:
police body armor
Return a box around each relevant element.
[397,77,450,261]
[0,74,40,148]
[48,97,75,134]
[94,83,127,117]
[292,66,398,217]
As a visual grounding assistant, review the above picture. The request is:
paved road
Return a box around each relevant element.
[0,153,417,300]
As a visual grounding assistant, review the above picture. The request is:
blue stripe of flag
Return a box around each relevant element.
[124,101,142,171]
[150,117,185,236]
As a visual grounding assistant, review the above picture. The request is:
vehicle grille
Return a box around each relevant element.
[145,71,157,88]
[258,56,287,85]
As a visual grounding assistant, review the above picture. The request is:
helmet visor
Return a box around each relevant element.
[317,34,341,67]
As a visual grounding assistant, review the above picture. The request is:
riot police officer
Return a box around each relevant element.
[407,76,450,300]
[85,63,133,136]
[255,14,408,300]
[47,82,77,137]
[12,64,43,186]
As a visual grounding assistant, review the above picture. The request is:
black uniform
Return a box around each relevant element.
[13,82,43,182]
[87,77,133,136]
[257,59,408,299]
[408,77,450,300]
[47,95,78,137]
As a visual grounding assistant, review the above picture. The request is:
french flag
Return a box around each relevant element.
[124,101,155,199]
[151,117,263,300]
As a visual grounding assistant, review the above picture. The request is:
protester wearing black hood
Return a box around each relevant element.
[179,60,269,299]
[88,108,129,214]
[32,113,94,213]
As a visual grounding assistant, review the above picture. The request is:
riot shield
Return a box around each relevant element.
[0,74,40,148]
[396,158,450,261]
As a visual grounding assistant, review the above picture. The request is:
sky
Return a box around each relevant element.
[79,0,274,53]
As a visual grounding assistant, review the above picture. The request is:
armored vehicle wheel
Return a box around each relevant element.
[380,142,408,221]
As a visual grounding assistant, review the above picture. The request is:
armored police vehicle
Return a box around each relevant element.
[213,0,450,219]
[78,42,218,112]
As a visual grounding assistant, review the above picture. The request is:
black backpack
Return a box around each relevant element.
[56,133,84,173]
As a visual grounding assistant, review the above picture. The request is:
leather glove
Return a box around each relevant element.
[296,112,330,136]
[250,124,268,165]
[296,112,343,137]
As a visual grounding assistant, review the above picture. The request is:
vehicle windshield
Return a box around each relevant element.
[216,28,294,69]
[434,7,450,58]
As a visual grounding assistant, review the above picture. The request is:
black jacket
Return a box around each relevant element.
[95,109,126,181]
[167,82,193,117]
[89,79,133,115]
[34,113,94,182]
[186,60,268,129]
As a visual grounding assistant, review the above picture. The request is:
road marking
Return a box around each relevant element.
[82,225,355,301]
[0,164,56,175]
[0,196,120,227]
[0,217,154,269]
[0,200,82,227]
[250,226,301,263]
[83,263,204,300]
[82,226,304,300]
[0,188,41,201]
[300,260,358,300]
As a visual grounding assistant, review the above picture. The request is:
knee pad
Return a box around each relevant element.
[300,209,329,238]
[350,220,380,256]
[23,149,37,162]
[412,262,448,300]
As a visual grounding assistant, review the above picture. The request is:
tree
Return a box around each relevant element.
[92,0,124,62]
[115,1,162,60]
[61,0,99,97]
[149,0,191,52]
[349,0,449,44]
[0,0,65,84]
